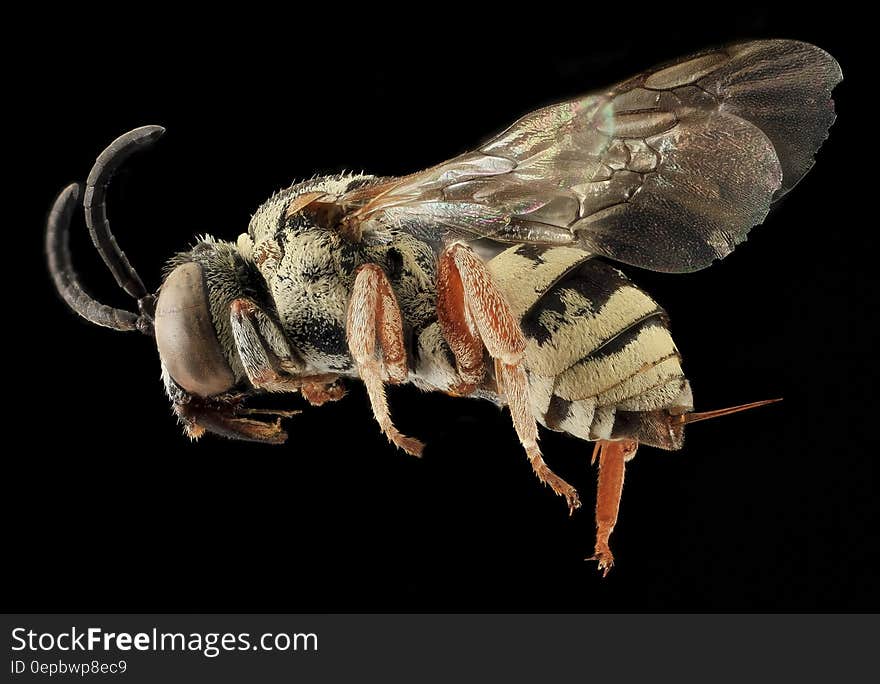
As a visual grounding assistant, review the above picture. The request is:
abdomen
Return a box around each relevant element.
[488,244,693,450]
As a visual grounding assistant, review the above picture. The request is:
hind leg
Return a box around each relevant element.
[437,242,580,514]
[589,438,639,576]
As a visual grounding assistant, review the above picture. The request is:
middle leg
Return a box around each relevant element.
[347,263,424,457]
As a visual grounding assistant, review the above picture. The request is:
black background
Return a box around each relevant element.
[8,8,875,611]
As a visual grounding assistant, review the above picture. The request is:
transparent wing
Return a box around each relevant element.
[341,40,841,273]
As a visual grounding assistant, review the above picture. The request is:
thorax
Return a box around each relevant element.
[240,176,443,376]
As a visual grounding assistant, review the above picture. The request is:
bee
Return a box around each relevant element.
[46,40,840,574]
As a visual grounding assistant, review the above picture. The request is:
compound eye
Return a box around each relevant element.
[155,262,235,397]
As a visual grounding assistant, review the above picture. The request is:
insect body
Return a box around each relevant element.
[46,40,841,573]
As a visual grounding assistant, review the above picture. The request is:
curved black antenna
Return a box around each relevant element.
[46,183,151,334]
[83,125,165,320]
[46,125,165,335]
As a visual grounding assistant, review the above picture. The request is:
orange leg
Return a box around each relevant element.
[437,243,580,513]
[589,438,639,576]
[436,246,485,395]
[347,264,424,457]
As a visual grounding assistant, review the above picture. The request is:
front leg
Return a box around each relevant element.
[229,299,338,392]
[230,299,302,392]
[346,264,424,457]
[437,243,580,514]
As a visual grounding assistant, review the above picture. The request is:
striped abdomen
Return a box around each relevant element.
[489,244,693,450]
